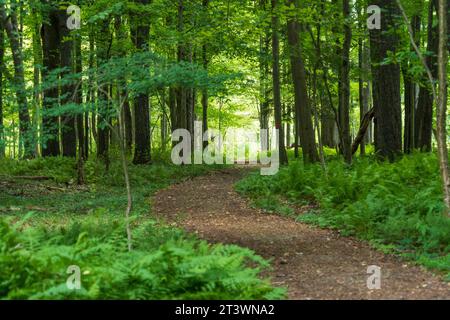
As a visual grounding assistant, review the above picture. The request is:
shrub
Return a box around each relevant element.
[236,153,450,277]
[0,217,285,300]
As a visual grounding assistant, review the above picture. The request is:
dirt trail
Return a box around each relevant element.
[153,167,450,300]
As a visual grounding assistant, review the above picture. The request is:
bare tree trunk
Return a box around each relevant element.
[286,0,318,163]
[132,0,151,165]
[1,2,33,159]
[59,9,76,157]
[415,0,438,152]
[0,22,4,158]
[369,0,402,161]
[259,0,270,151]
[41,2,60,157]
[202,0,209,149]
[339,0,352,164]
[271,0,288,165]
[32,8,41,157]
[403,15,420,154]
[437,0,450,215]
[96,20,111,168]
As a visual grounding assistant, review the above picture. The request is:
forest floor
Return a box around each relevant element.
[153,166,450,300]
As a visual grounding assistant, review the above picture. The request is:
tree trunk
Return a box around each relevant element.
[403,15,420,154]
[132,0,151,164]
[286,0,318,163]
[0,22,4,158]
[339,0,352,163]
[415,0,438,152]
[59,9,76,157]
[202,0,209,149]
[369,0,402,161]
[96,20,111,165]
[352,108,375,155]
[1,3,33,158]
[176,0,188,133]
[437,0,450,215]
[271,0,288,165]
[41,2,60,157]
[87,30,95,155]
[74,32,85,160]
[32,8,42,157]
[358,25,371,155]
[115,15,132,154]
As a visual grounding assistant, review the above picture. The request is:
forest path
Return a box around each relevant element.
[153,167,450,300]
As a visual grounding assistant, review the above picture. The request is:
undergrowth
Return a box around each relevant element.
[0,216,285,299]
[0,155,285,299]
[236,153,450,280]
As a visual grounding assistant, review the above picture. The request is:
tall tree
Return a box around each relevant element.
[75,30,86,159]
[96,19,111,165]
[338,0,352,164]
[132,0,151,164]
[369,0,402,160]
[358,39,371,155]
[0,21,4,158]
[286,0,318,163]
[271,0,287,165]
[437,0,450,214]
[41,1,60,156]
[59,8,76,157]
[1,1,33,158]
[114,16,132,154]
[415,0,438,152]
[176,0,187,133]
[201,0,209,149]
[31,7,42,157]
[259,0,271,151]
[402,15,420,154]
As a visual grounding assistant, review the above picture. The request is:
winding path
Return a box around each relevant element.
[153,167,450,300]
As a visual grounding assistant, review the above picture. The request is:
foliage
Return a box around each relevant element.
[0,216,285,299]
[236,153,450,279]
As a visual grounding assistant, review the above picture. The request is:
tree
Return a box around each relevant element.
[286,0,318,163]
[96,19,111,165]
[415,0,438,152]
[0,20,4,158]
[369,0,402,160]
[202,0,209,149]
[402,15,420,154]
[132,0,152,165]
[1,1,33,158]
[59,8,77,157]
[338,0,352,164]
[259,0,271,152]
[271,0,287,165]
[436,0,450,214]
[41,0,60,157]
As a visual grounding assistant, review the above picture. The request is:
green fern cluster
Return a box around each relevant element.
[0,217,285,300]
[236,153,450,278]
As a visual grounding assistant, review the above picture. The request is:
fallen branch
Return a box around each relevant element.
[351,108,375,155]
[0,175,53,181]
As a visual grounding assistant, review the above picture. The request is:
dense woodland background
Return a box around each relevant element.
[0,0,449,300]
[0,0,446,165]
